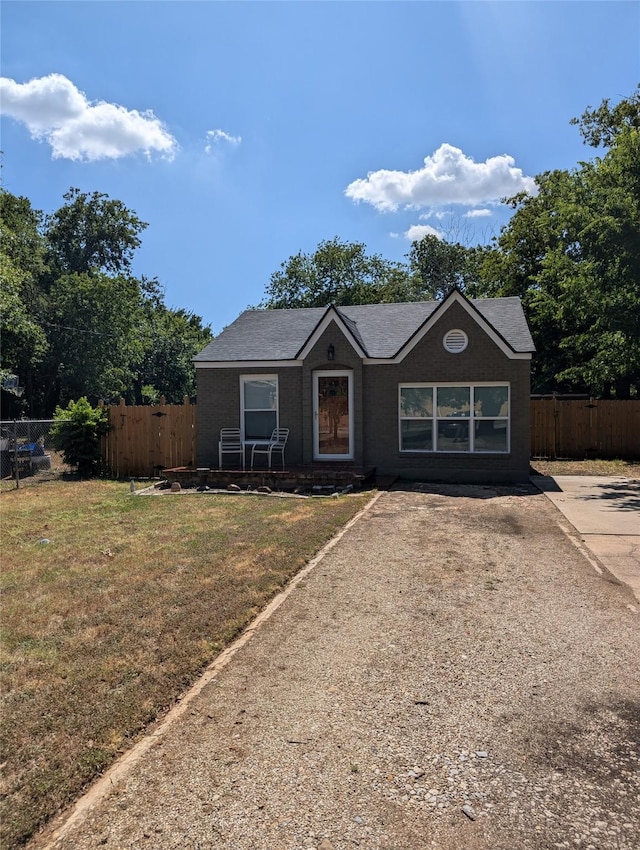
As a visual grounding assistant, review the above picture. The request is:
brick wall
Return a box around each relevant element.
[196,367,303,468]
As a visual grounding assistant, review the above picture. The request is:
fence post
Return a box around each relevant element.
[588,397,595,458]
[13,420,19,489]
[184,396,193,468]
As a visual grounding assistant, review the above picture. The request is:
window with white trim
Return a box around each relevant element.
[240,375,278,440]
[399,384,509,453]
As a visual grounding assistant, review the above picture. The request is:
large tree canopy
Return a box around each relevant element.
[45,188,148,278]
[0,191,50,413]
[475,90,640,397]
[407,234,490,300]
[259,234,491,309]
[570,83,640,148]
[45,271,144,407]
[135,277,212,404]
[0,187,212,416]
[259,237,417,308]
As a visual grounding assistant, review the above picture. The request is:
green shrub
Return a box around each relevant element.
[51,398,111,478]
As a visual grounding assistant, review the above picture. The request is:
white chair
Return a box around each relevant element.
[250,428,289,470]
[218,428,244,469]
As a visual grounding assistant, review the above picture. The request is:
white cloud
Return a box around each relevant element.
[404,224,443,242]
[345,143,536,212]
[464,208,492,218]
[0,73,177,161]
[419,210,450,221]
[204,129,242,153]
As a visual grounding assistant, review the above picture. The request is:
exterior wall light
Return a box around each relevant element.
[327,344,335,361]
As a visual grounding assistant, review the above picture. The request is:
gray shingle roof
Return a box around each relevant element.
[468,297,536,353]
[194,295,535,362]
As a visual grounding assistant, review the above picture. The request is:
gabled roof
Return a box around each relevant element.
[295,303,367,360]
[194,291,535,364]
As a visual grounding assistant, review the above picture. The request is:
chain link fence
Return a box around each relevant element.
[0,420,72,489]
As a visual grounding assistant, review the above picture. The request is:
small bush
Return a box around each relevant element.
[51,398,111,478]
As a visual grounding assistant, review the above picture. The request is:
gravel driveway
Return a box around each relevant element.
[34,486,640,850]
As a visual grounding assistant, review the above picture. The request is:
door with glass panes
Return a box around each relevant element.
[313,371,353,460]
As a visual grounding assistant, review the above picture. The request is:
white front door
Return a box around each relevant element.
[313,371,353,460]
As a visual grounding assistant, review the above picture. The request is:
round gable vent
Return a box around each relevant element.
[443,329,468,353]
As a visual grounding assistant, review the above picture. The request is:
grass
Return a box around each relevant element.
[0,480,373,849]
[530,458,640,477]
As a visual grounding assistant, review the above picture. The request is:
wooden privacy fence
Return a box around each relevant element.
[531,398,640,460]
[101,397,196,478]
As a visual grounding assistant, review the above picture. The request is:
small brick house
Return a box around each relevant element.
[194,289,535,483]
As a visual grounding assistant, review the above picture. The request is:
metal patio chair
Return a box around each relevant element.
[218,428,244,469]
[250,428,289,470]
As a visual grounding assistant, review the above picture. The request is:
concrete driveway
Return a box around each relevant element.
[533,475,640,603]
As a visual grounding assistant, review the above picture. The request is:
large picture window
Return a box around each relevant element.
[399,384,509,453]
[241,375,278,440]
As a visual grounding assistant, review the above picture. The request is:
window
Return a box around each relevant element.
[241,375,278,440]
[436,385,471,451]
[399,384,509,453]
[399,386,433,451]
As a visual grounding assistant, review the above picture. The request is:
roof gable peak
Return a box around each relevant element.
[392,288,521,361]
[295,303,368,359]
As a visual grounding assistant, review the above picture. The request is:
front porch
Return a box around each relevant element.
[161,465,378,493]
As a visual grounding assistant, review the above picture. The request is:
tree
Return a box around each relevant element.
[0,187,150,413]
[406,234,490,300]
[0,189,47,281]
[475,90,640,397]
[45,188,147,278]
[2,186,211,414]
[262,234,497,312]
[554,123,640,397]
[135,278,212,404]
[51,397,111,477]
[260,237,415,309]
[0,256,48,387]
[570,83,640,148]
[0,190,49,408]
[46,272,144,407]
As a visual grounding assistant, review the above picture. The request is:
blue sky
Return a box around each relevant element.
[1,1,638,334]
